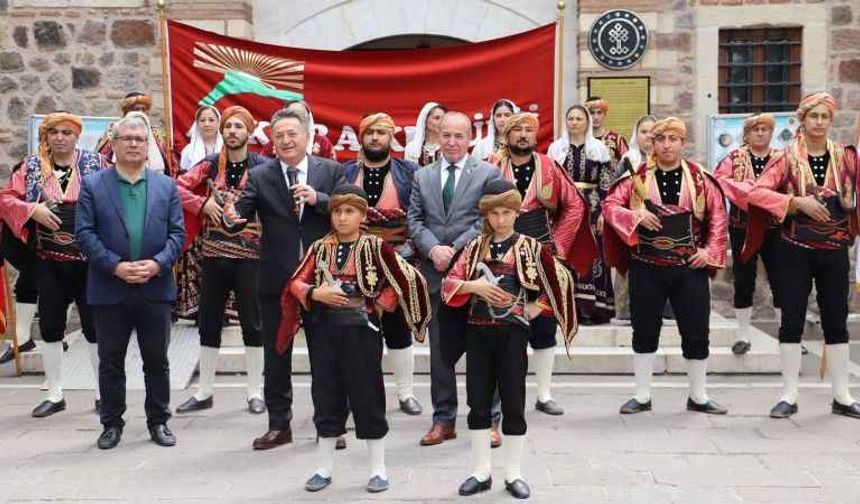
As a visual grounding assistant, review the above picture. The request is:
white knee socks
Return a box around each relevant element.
[735,307,752,344]
[194,346,220,401]
[388,347,415,401]
[245,346,264,400]
[42,341,64,403]
[367,438,387,480]
[532,348,555,403]
[633,352,655,404]
[470,429,492,482]
[687,358,709,405]
[504,434,525,483]
[313,436,338,478]
[15,302,37,346]
[88,342,100,400]
[779,343,802,405]
[828,343,856,406]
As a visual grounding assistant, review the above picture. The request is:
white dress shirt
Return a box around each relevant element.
[280,155,309,218]
[440,155,468,192]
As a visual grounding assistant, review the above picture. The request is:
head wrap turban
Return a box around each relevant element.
[359,113,396,140]
[495,112,540,159]
[38,112,83,176]
[650,117,687,141]
[220,105,255,133]
[797,92,836,122]
[329,184,370,214]
[120,93,152,114]
[585,97,609,113]
[742,113,775,141]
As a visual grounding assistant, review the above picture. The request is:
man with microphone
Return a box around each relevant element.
[223,106,344,449]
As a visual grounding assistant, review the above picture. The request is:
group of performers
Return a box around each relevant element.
[1,88,859,499]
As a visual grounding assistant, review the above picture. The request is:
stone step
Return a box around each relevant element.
[10,315,782,376]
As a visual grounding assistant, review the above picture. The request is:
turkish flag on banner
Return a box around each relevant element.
[167,20,556,159]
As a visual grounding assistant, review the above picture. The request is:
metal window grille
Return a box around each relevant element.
[718,28,802,113]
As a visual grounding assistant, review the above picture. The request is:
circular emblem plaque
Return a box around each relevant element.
[588,9,649,70]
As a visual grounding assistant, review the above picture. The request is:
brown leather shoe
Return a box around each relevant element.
[490,425,502,449]
[419,423,456,446]
[252,429,293,450]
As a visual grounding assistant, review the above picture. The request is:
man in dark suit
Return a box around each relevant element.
[76,112,186,449]
[407,111,501,446]
[224,107,344,450]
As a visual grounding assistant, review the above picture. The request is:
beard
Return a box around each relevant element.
[508,143,535,157]
[362,145,390,162]
[225,136,248,150]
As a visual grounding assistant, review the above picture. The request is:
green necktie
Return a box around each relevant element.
[443,165,456,213]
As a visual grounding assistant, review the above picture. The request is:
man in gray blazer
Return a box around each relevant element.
[408,111,501,446]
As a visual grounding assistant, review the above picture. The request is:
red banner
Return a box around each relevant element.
[167,20,556,159]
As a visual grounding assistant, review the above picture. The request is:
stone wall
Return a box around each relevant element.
[0,0,252,184]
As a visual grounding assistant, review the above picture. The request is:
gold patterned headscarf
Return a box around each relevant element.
[329,185,370,214]
[797,92,836,123]
[496,112,540,159]
[585,97,609,113]
[358,113,395,140]
[742,113,775,142]
[120,93,152,114]
[38,112,83,178]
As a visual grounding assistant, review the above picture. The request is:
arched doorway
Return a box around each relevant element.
[348,34,469,51]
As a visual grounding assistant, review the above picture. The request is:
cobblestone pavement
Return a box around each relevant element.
[1,374,860,503]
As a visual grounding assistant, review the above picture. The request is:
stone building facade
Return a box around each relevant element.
[1,0,858,314]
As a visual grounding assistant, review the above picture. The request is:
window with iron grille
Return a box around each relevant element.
[718,27,802,113]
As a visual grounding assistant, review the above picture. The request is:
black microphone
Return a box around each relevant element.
[287,167,303,209]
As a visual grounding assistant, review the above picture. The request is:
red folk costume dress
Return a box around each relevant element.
[595,129,629,167]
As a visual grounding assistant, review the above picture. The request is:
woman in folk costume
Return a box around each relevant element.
[404,101,447,166]
[713,113,783,356]
[0,112,106,417]
[548,105,615,325]
[179,105,223,172]
[472,99,519,160]
[612,114,657,321]
[745,92,860,419]
[488,112,596,416]
[603,117,729,416]
[279,185,431,493]
[442,179,577,500]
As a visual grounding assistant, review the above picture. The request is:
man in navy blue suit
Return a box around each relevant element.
[76,112,186,450]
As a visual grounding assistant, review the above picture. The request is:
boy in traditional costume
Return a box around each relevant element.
[442,179,577,499]
[279,185,431,493]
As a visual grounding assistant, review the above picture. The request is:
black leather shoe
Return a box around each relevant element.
[535,399,564,415]
[0,339,35,364]
[335,435,347,450]
[305,473,332,492]
[832,400,860,419]
[619,398,651,414]
[97,426,122,450]
[399,396,422,415]
[175,396,213,414]
[686,397,728,415]
[366,475,389,493]
[731,340,751,355]
[458,476,492,496]
[149,424,176,447]
[94,399,101,415]
[32,399,66,418]
[769,400,798,418]
[247,397,265,414]
[505,478,531,499]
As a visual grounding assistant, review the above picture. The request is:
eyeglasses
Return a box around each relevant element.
[116,136,147,144]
